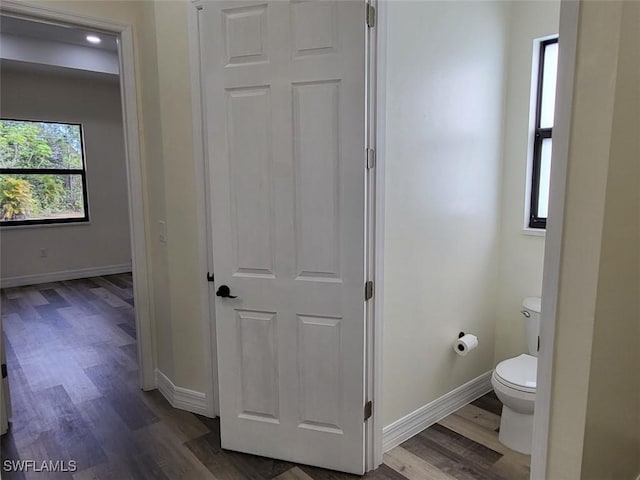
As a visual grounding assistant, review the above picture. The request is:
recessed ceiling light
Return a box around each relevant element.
[86,35,101,44]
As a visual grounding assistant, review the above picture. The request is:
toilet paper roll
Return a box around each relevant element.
[454,334,478,356]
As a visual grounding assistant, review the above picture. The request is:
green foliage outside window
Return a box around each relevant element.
[0,120,87,224]
[0,177,35,220]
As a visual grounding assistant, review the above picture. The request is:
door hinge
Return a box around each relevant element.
[206,272,214,282]
[366,148,376,169]
[366,3,376,28]
[365,280,374,301]
[364,400,373,421]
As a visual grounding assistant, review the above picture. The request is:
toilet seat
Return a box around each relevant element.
[494,354,537,393]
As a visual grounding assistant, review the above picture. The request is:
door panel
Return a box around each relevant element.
[202,0,367,474]
[226,87,275,277]
[293,80,341,280]
[298,314,343,432]
[236,309,279,421]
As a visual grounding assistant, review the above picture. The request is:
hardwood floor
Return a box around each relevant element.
[1,276,530,479]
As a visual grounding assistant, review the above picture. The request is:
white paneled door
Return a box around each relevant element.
[202,0,367,474]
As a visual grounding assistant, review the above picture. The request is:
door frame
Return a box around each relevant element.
[367,0,385,471]
[530,1,580,478]
[0,1,156,390]
[187,0,219,418]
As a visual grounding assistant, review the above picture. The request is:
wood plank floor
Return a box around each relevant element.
[1,276,530,479]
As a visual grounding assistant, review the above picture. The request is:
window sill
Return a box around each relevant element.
[522,227,546,238]
[0,220,91,231]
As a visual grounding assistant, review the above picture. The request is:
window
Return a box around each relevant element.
[0,119,89,226]
[529,37,558,229]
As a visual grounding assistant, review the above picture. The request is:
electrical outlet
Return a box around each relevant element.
[39,248,48,258]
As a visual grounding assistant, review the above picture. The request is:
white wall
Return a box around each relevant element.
[382,1,510,426]
[494,1,560,363]
[546,0,640,477]
[0,64,131,283]
[151,0,207,394]
[20,0,208,397]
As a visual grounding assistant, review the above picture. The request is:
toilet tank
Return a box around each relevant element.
[522,297,541,356]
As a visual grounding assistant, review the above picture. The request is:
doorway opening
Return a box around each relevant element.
[371,0,566,477]
[0,3,154,470]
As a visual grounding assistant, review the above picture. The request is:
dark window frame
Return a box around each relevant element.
[0,118,90,227]
[529,37,558,229]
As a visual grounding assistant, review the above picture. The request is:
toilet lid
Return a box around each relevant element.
[495,354,537,393]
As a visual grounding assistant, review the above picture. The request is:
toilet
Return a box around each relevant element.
[491,296,540,455]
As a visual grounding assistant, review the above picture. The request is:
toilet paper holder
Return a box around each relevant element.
[455,331,479,356]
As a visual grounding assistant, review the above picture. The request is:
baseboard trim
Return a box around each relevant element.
[1,263,132,288]
[382,371,493,452]
[155,369,209,416]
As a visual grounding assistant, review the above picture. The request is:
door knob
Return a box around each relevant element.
[216,285,237,299]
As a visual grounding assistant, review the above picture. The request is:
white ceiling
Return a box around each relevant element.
[0,15,118,52]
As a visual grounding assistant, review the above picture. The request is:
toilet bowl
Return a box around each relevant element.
[492,353,537,454]
[492,297,540,455]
